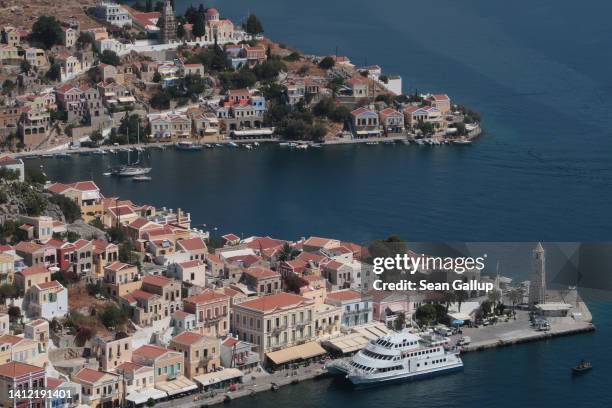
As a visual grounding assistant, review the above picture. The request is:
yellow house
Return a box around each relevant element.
[169,331,220,379]
[0,253,14,285]
[47,181,104,223]
[0,334,48,367]
[103,262,142,298]
[72,367,123,408]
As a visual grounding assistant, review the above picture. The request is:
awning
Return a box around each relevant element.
[126,388,167,405]
[323,323,392,354]
[155,376,198,396]
[193,368,243,387]
[386,304,404,313]
[266,341,326,365]
[448,312,472,322]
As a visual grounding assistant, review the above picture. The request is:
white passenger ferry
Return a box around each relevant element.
[326,330,463,386]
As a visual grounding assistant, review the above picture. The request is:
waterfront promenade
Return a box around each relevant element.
[155,363,327,408]
[457,309,595,353]
[155,304,595,408]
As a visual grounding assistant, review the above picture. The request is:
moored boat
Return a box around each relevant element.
[453,139,473,145]
[326,330,463,386]
[176,141,203,151]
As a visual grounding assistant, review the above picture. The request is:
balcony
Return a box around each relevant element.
[345,308,371,316]
[203,313,228,325]
[270,324,287,335]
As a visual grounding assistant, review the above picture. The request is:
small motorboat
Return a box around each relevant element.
[244,144,253,150]
[572,360,592,374]
[103,172,112,176]
[453,139,473,145]
[253,142,260,147]
[228,142,239,148]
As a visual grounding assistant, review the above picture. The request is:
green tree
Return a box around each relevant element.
[149,91,170,109]
[90,130,104,145]
[49,193,82,222]
[245,13,264,35]
[152,71,162,83]
[192,15,205,38]
[30,16,62,49]
[318,56,335,70]
[1,80,15,95]
[46,63,61,81]
[20,60,32,75]
[8,305,21,323]
[100,305,127,329]
[395,312,406,330]
[415,304,438,327]
[176,24,186,39]
[25,168,47,184]
[455,290,468,312]
[100,50,121,66]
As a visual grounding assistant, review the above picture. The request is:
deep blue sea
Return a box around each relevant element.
[27,1,612,405]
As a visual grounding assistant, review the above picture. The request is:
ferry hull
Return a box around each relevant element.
[349,364,464,387]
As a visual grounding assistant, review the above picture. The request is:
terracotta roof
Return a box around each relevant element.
[0,334,27,346]
[18,265,49,276]
[133,344,174,360]
[185,290,229,304]
[222,337,238,347]
[326,289,362,302]
[432,94,449,101]
[303,236,335,248]
[243,267,280,280]
[0,156,22,165]
[221,233,240,243]
[72,239,91,250]
[295,251,325,264]
[171,331,205,346]
[14,241,44,253]
[237,293,311,313]
[130,289,158,301]
[36,280,63,290]
[323,260,344,270]
[224,254,261,267]
[142,274,172,287]
[245,236,285,251]
[73,367,110,384]
[0,361,44,378]
[178,260,203,269]
[177,237,207,251]
[115,361,146,374]
[46,377,65,389]
[172,310,193,319]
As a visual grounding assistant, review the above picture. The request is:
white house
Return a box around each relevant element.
[0,156,24,181]
[95,1,132,27]
[167,260,206,287]
[96,38,126,55]
[325,289,373,328]
[26,280,69,320]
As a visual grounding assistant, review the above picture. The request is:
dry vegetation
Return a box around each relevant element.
[0,0,99,29]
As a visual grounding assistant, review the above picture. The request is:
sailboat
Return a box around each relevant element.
[111,122,152,177]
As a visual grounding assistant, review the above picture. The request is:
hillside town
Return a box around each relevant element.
[0,1,481,154]
[0,154,595,407]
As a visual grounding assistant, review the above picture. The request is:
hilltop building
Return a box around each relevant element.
[159,0,177,44]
